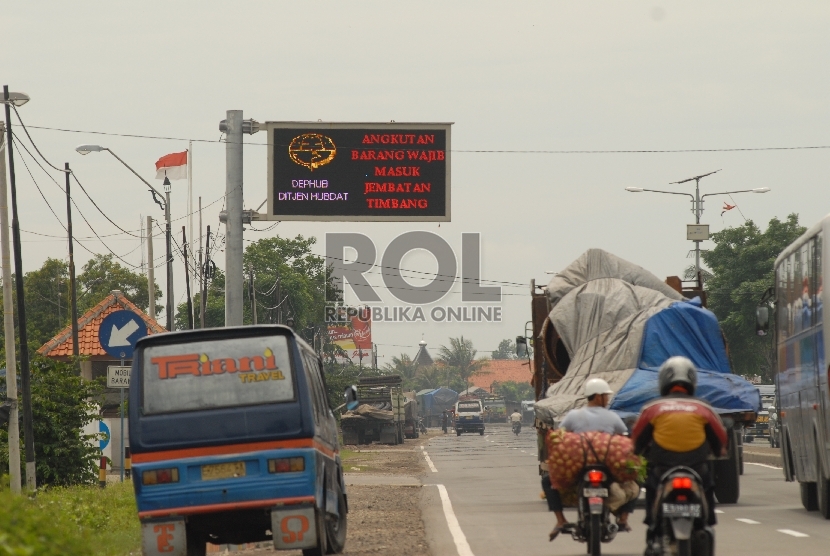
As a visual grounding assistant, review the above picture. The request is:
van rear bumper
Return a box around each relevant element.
[138,495,315,519]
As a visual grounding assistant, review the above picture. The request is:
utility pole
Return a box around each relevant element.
[4,86,35,490]
[164,177,174,330]
[183,227,193,329]
[250,267,257,325]
[0,121,21,494]
[202,225,210,328]
[198,196,203,328]
[65,163,79,358]
[224,110,244,326]
[146,216,155,321]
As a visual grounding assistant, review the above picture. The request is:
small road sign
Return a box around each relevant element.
[107,365,131,388]
[98,310,147,359]
[99,420,111,451]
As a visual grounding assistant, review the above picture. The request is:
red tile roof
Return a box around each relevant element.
[37,290,166,358]
[470,359,533,390]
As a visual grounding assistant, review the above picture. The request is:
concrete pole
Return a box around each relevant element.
[146,215,155,321]
[165,188,174,330]
[65,163,79,358]
[225,110,244,326]
[0,121,21,494]
[694,178,701,285]
[187,140,193,312]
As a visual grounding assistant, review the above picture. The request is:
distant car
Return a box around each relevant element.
[454,400,485,436]
[744,390,775,444]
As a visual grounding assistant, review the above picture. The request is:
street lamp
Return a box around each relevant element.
[625,170,771,282]
[76,145,174,330]
[2,86,35,492]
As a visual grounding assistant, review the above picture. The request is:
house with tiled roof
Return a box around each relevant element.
[469,359,533,392]
[38,290,165,416]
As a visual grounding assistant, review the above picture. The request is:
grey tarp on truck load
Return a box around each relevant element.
[534,249,684,424]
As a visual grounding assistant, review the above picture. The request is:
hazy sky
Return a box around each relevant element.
[4,1,829,364]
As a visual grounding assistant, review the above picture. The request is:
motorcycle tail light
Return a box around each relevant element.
[672,477,693,490]
[587,470,605,484]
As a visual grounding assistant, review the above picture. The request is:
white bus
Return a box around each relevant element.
[763,213,829,518]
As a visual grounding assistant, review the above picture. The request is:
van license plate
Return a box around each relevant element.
[583,488,608,497]
[662,503,701,518]
[202,461,246,481]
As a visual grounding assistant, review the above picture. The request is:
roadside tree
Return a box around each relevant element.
[703,214,805,380]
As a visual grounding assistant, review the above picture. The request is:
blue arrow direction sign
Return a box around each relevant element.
[99,420,111,451]
[98,310,148,360]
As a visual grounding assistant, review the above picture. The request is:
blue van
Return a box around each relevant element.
[129,325,347,556]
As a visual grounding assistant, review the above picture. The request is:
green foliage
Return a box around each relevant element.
[0,254,160,354]
[702,214,805,380]
[382,354,419,384]
[491,338,517,360]
[1,358,104,486]
[176,234,337,333]
[493,380,534,403]
[437,336,488,391]
[0,481,140,556]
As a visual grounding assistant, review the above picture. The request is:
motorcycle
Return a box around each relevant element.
[512,421,521,435]
[649,466,714,556]
[568,465,617,556]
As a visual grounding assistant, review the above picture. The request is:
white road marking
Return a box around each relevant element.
[484,435,489,439]
[423,451,438,473]
[736,518,760,524]
[521,450,527,453]
[778,529,809,538]
[745,462,782,470]
[715,509,724,514]
[435,484,475,556]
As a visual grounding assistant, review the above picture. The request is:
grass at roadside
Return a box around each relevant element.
[0,480,141,556]
[339,448,378,472]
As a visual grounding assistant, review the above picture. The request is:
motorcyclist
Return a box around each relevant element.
[510,409,522,424]
[630,356,727,554]
[548,378,633,540]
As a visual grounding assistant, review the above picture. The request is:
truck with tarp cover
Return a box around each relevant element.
[529,249,761,504]
[419,387,458,427]
[340,375,405,445]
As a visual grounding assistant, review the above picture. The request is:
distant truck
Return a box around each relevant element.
[454,399,485,435]
[340,375,405,445]
[482,396,507,423]
[529,250,760,504]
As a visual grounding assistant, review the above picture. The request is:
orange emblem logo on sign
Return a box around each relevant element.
[153,524,176,553]
[281,514,310,544]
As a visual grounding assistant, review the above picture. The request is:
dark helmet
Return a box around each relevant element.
[658,356,698,396]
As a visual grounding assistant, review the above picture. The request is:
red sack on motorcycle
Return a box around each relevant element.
[546,429,644,489]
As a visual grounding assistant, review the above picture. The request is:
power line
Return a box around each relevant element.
[22,123,830,154]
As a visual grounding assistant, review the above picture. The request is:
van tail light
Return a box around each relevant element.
[268,457,305,474]
[587,470,605,485]
[672,477,693,490]
[143,467,180,485]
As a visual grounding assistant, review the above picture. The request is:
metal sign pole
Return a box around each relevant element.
[120,356,125,482]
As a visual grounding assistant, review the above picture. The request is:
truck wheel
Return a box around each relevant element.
[713,428,740,504]
[800,482,818,511]
[185,524,207,556]
[479,429,484,436]
[456,429,462,437]
[816,445,830,519]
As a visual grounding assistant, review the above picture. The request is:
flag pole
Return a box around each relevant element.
[187,140,193,316]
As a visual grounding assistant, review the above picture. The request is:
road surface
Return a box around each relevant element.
[421,424,830,555]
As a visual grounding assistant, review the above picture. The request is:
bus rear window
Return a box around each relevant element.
[142,336,294,414]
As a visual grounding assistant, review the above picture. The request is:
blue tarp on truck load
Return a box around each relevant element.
[611,298,761,418]
[422,387,458,415]
[534,249,761,425]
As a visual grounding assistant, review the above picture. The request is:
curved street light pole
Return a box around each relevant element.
[3,85,36,491]
[626,170,770,282]
[76,145,173,330]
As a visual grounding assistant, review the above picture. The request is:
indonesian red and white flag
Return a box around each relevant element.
[155,151,188,180]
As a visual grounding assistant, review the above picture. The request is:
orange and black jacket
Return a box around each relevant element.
[631,393,728,467]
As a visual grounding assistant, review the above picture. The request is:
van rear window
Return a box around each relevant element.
[142,336,294,414]
[457,402,481,412]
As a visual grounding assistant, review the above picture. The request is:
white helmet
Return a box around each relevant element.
[584,378,613,398]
